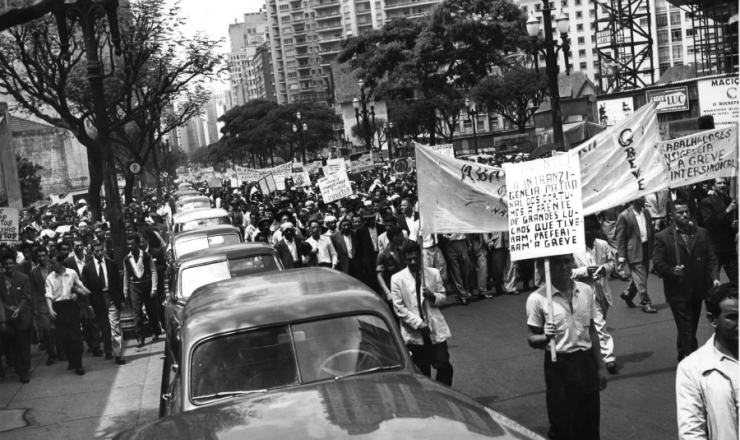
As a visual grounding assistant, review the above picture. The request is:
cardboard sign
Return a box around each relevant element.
[504,154,585,261]
[350,152,375,174]
[291,171,311,187]
[0,208,20,244]
[318,172,353,204]
[325,158,346,176]
[658,126,738,187]
[258,174,277,195]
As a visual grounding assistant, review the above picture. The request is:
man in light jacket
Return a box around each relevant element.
[390,241,453,386]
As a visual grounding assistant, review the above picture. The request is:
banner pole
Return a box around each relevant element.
[544,257,557,362]
[669,196,681,267]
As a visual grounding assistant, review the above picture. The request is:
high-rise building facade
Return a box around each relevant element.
[227,12,271,106]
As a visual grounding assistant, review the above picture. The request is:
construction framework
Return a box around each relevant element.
[673,0,738,76]
[594,0,656,93]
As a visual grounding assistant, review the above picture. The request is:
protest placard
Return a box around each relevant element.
[258,174,277,195]
[431,143,454,157]
[325,158,346,176]
[391,158,412,175]
[350,152,374,174]
[318,172,353,204]
[291,171,311,187]
[504,154,586,261]
[0,208,19,244]
[658,126,738,188]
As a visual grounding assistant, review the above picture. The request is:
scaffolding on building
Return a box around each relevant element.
[671,0,738,76]
[594,0,656,93]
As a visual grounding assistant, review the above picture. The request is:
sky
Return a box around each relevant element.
[171,0,268,91]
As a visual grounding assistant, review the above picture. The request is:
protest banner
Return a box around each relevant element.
[658,126,738,187]
[325,158,346,176]
[504,154,586,362]
[305,161,322,175]
[318,172,353,204]
[569,102,668,215]
[416,144,508,234]
[350,152,374,174]
[0,208,20,244]
[414,141,454,157]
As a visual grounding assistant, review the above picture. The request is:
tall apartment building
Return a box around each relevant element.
[227,12,272,106]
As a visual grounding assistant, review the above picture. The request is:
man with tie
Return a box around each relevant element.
[653,199,721,362]
[64,237,102,356]
[274,223,309,269]
[616,196,657,314]
[390,241,453,386]
[82,242,127,364]
[1,252,33,383]
[331,217,360,279]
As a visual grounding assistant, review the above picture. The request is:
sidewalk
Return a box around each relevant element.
[0,338,164,439]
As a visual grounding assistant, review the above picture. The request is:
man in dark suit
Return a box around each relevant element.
[653,199,721,361]
[82,242,127,364]
[395,197,419,235]
[0,252,33,383]
[64,237,102,356]
[29,247,66,365]
[140,233,167,335]
[700,177,738,283]
[616,196,657,313]
[355,208,386,292]
[331,217,360,279]
[274,223,310,269]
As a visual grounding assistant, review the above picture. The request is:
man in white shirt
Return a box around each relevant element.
[305,219,338,268]
[676,284,738,440]
[45,254,90,375]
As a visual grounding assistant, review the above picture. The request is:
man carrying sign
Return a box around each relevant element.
[526,254,608,440]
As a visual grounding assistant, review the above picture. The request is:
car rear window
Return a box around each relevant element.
[177,216,230,232]
[175,234,240,258]
[177,200,210,211]
[179,255,281,299]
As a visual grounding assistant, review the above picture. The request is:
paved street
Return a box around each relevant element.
[0,271,725,439]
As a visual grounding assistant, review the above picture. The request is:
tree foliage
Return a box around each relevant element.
[350,117,388,158]
[470,68,549,133]
[16,155,44,206]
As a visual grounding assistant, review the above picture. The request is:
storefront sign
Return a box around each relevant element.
[646,86,689,113]
[697,77,739,127]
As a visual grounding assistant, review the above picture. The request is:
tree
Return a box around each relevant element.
[350,117,388,160]
[387,100,427,142]
[337,0,529,144]
[0,0,221,218]
[470,68,549,133]
[16,155,44,206]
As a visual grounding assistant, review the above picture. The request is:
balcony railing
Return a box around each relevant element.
[384,0,437,9]
[316,11,341,20]
[314,0,340,8]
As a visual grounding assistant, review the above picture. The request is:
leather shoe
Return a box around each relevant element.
[508,290,521,296]
[93,349,104,358]
[75,368,85,376]
[19,374,29,384]
[606,361,618,375]
[479,291,493,299]
[105,353,114,360]
[456,295,469,306]
[46,357,56,366]
[115,357,127,365]
[642,305,658,314]
[136,339,146,348]
[620,292,636,308]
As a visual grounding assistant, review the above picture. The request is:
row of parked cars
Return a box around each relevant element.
[113,182,544,439]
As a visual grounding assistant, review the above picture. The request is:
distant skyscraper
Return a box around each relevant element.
[226,12,272,106]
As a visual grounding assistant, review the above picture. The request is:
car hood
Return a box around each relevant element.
[115,374,543,440]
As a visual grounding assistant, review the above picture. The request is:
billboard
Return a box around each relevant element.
[646,86,689,113]
[596,96,635,126]
[697,76,739,127]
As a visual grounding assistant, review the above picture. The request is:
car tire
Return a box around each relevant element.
[159,342,171,418]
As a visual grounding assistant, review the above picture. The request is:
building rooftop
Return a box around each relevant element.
[9,115,55,133]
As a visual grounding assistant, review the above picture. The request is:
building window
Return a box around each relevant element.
[658,46,670,61]
[687,46,695,55]
[639,17,648,26]
[576,11,582,18]
[535,4,541,12]
[589,10,595,17]
[289,83,300,90]
[591,35,596,43]
[686,29,695,37]
[578,36,585,44]
[288,72,297,78]
[577,23,583,31]
[670,11,681,25]
[672,45,682,59]
[657,14,667,27]
[657,29,669,44]
[281,15,291,22]
[580,62,587,70]
[284,38,294,44]
[671,29,682,41]
[561,1,567,8]
[578,49,586,57]
[589,22,595,30]
[575,0,581,4]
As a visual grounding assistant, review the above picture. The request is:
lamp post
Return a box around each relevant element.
[353,79,375,152]
[53,0,127,268]
[465,98,479,155]
[293,112,308,163]
[526,7,571,146]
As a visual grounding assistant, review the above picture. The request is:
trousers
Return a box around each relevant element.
[423,246,447,284]
[624,242,652,305]
[130,281,160,339]
[0,325,31,375]
[443,240,471,295]
[35,312,64,360]
[488,248,507,294]
[54,300,84,369]
[669,296,704,361]
[407,336,453,386]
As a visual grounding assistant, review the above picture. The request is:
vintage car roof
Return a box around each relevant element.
[172,208,228,224]
[113,373,545,440]
[172,225,241,242]
[172,189,200,199]
[175,242,276,268]
[175,195,210,206]
[181,268,387,345]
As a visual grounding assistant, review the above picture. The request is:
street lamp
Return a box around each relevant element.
[353,79,376,152]
[526,7,571,146]
[465,98,479,155]
[293,113,308,164]
[53,0,127,268]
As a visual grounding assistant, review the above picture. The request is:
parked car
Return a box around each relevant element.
[172,189,201,201]
[177,182,193,191]
[129,268,544,440]
[163,242,283,382]
[172,208,230,235]
[175,196,212,213]
[170,225,243,261]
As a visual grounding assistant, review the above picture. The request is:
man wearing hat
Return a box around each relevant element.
[252,217,273,243]
[275,223,310,269]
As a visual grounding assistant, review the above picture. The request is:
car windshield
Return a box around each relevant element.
[177,216,230,232]
[190,315,402,402]
[175,234,240,258]
[179,255,280,299]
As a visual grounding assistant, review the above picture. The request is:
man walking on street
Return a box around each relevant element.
[616,196,658,313]
[29,247,65,366]
[1,253,33,383]
[526,254,608,440]
[676,283,738,440]
[122,235,158,348]
[653,200,721,362]
[700,177,738,283]
[82,242,127,365]
[391,241,453,386]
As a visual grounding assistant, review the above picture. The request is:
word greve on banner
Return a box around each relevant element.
[569,101,667,215]
[503,154,586,261]
[318,171,353,204]
[658,126,738,187]
[416,144,508,234]
[0,208,19,244]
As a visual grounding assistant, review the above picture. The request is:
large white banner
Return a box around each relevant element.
[234,163,293,185]
[504,155,585,261]
[658,126,738,187]
[698,77,739,127]
[417,145,509,233]
[569,102,667,215]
